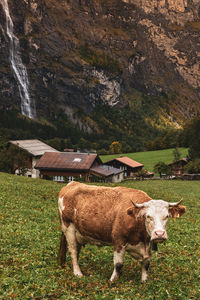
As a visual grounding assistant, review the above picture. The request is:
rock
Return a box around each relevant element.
[0,0,200,123]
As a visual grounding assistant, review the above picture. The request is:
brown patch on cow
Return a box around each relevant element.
[169,205,186,218]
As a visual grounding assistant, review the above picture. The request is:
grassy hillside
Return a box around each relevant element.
[0,172,199,299]
[101,148,188,172]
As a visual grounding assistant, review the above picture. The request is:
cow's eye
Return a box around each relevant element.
[146,215,153,221]
[164,215,169,220]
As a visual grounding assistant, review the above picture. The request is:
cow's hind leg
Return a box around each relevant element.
[110,246,125,282]
[58,232,67,267]
[63,222,83,277]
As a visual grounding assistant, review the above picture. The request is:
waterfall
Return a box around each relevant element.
[0,0,35,118]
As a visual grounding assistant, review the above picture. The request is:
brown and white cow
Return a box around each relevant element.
[58,182,186,282]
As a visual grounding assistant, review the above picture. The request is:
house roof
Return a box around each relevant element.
[90,165,123,177]
[168,158,188,166]
[10,139,59,156]
[105,156,144,168]
[35,152,102,171]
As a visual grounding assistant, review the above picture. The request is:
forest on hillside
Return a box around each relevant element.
[0,93,188,155]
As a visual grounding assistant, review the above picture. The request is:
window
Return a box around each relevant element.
[73,158,82,163]
[53,176,64,182]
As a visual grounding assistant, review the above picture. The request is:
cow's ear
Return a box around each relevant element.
[127,207,134,216]
[169,205,186,218]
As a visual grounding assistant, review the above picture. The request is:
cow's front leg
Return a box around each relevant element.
[141,259,150,282]
[110,246,125,282]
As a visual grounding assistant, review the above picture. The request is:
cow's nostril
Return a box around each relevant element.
[155,231,165,237]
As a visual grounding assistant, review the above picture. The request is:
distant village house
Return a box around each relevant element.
[35,152,102,182]
[168,158,188,175]
[105,156,144,177]
[9,139,59,178]
[90,165,124,183]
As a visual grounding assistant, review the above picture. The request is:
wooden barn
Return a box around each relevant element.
[168,158,188,175]
[9,139,59,178]
[105,156,144,177]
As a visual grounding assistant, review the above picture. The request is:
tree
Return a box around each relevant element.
[184,159,200,174]
[136,169,149,180]
[183,117,200,160]
[0,145,30,174]
[153,161,171,178]
[173,147,181,162]
[109,141,122,154]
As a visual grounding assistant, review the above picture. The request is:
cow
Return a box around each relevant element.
[58,181,186,282]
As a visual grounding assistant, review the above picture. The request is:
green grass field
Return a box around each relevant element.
[0,172,199,299]
[101,148,188,172]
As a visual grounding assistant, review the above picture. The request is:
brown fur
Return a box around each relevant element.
[59,182,152,251]
[169,205,186,218]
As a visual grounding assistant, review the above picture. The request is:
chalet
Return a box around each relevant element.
[35,152,102,182]
[9,139,59,178]
[35,152,125,183]
[105,156,144,177]
[90,165,124,183]
[168,158,188,175]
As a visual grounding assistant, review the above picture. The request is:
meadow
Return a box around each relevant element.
[0,172,200,299]
[101,148,188,172]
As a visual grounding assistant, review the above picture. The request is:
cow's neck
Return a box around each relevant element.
[128,218,150,246]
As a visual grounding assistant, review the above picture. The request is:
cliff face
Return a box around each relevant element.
[0,0,200,127]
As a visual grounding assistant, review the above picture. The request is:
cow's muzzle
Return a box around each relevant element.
[151,230,167,243]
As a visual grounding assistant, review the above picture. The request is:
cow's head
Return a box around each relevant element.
[130,199,186,242]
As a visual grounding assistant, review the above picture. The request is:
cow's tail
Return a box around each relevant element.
[58,232,67,267]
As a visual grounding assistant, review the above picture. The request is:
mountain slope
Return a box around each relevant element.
[0,0,200,149]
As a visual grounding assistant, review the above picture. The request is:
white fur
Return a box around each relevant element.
[62,223,83,277]
[141,200,169,240]
[141,259,149,282]
[58,197,65,216]
[110,247,125,281]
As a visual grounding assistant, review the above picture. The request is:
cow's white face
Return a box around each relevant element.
[142,200,169,242]
[130,199,186,243]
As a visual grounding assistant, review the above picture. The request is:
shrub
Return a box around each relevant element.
[154,161,171,177]
[79,45,122,74]
[184,159,200,174]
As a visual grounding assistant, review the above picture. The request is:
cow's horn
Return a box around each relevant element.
[131,200,145,208]
[168,199,183,207]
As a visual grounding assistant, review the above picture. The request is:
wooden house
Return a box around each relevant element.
[168,158,188,175]
[35,152,102,182]
[105,156,144,177]
[35,152,125,183]
[90,165,124,183]
[9,139,59,178]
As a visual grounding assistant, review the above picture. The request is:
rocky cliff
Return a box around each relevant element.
[0,0,200,131]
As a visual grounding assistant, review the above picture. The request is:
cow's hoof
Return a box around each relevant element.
[74,271,83,277]
[110,275,118,282]
[141,278,148,283]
